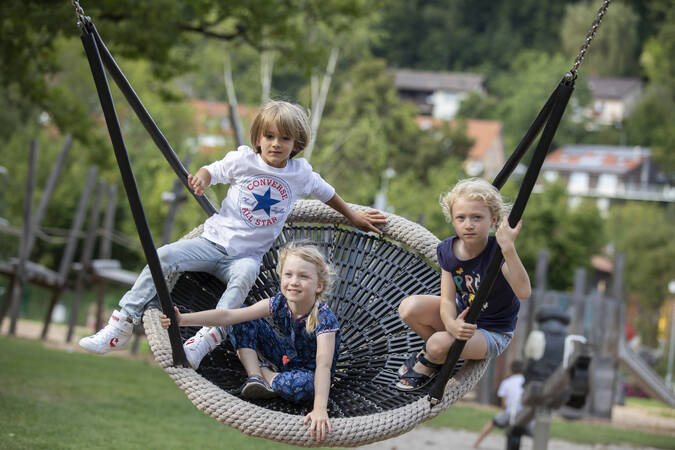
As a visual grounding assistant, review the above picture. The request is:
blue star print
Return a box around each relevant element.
[252,187,281,216]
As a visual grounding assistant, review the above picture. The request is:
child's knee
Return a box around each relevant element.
[426,332,453,358]
[398,295,420,321]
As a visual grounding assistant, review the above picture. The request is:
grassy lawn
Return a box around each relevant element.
[1,335,673,449]
[0,336,292,450]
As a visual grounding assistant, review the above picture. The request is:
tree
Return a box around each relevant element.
[560,1,641,77]
[467,50,591,156]
[624,2,675,174]
[312,58,470,208]
[373,0,573,73]
[514,181,606,291]
[624,86,675,174]
[0,0,374,139]
[607,202,675,346]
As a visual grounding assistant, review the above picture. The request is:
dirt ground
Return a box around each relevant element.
[3,319,674,450]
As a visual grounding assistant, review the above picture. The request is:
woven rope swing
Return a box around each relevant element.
[142,199,486,447]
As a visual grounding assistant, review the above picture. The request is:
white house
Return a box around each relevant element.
[392,69,485,120]
[542,145,674,212]
[586,77,643,126]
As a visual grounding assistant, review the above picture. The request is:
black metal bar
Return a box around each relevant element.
[492,86,557,190]
[88,23,217,217]
[428,79,574,405]
[81,24,188,367]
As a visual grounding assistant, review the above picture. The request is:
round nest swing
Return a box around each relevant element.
[142,199,489,447]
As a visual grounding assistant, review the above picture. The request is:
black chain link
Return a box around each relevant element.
[565,0,612,82]
[71,0,91,27]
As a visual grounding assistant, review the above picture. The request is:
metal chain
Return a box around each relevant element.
[71,0,91,27]
[565,0,612,82]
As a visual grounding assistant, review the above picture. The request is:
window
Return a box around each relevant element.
[568,172,589,194]
[596,173,618,195]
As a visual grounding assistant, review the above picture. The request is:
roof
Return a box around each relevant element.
[191,100,256,135]
[543,145,651,175]
[415,117,502,159]
[588,77,643,100]
[392,69,484,93]
[465,120,502,159]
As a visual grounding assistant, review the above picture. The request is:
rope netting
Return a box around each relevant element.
[143,200,489,447]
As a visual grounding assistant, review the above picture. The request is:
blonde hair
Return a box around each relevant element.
[276,242,333,333]
[249,100,311,158]
[439,178,510,226]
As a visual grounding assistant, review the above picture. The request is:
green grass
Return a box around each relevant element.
[0,336,292,450]
[1,336,674,449]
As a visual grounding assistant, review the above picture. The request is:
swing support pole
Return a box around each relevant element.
[79,21,188,368]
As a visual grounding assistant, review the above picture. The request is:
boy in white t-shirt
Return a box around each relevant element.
[473,359,529,448]
[80,100,386,369]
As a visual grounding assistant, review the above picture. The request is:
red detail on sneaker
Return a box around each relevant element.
[209,332,218,343]
[186,338,195,346]
[112,315,120,322]
[110,337,119,347]
[282,355,290,365]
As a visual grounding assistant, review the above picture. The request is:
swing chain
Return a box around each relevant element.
[566,0,612,82]
[71,0,91,28]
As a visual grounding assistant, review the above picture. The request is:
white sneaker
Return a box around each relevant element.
[184,326,223,369]
[79,310,133,354]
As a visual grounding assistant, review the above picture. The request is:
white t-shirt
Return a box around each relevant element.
[201,146,335,262]
[497,373,525,419]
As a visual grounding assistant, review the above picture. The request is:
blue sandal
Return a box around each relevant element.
[395,354,442,391]
[241,374,277,399]
[398,345,426,376]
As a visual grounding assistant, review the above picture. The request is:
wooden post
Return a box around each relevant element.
[67,180,105,342]
[161,155,192,246]
[8,141,38,335]
[515,249,548,359]
[41,166,98,340]
[94,184,117,332]
[99,184,118,260]
[25,135,73,253]
[569,268,587,335]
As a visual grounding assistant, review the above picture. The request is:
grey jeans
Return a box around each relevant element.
[119,237,260,326]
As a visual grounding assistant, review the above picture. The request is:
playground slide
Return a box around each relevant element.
[618,340,675,407]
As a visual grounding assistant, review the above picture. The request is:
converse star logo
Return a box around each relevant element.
[252,188,281,216]
[110,337,119,347]
[238,175,291,228]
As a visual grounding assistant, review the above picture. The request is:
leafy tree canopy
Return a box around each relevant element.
[0,0,374,140]
[607,202,675,346]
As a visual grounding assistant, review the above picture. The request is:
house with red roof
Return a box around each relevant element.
[416,116,505,180]
[188,100,258,154]
[541,145,674,210]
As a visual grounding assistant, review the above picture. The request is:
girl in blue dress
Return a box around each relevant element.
[161,242,339,442]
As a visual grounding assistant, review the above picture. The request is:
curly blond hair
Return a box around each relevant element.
[439,178,510,226]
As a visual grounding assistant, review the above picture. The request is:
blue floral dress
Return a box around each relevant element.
[229,292,340,402]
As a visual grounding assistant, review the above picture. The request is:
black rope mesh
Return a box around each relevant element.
[168,224,463,417]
